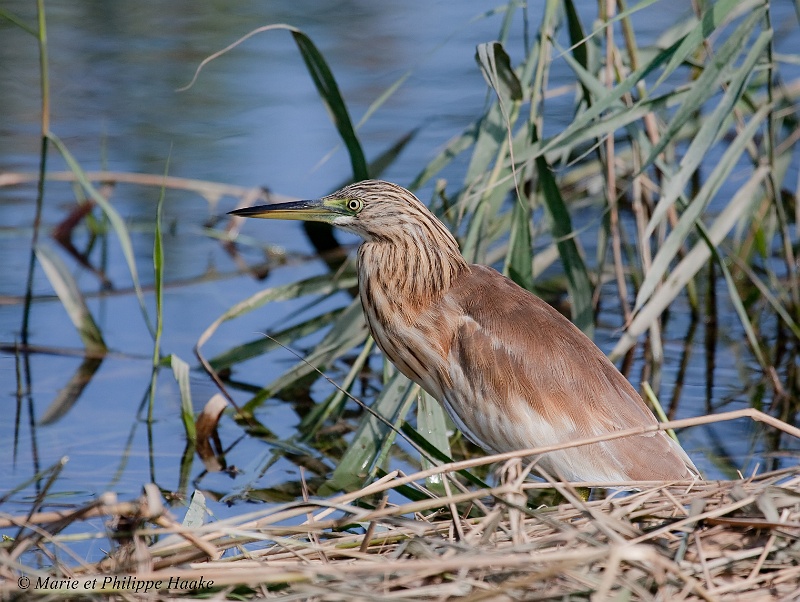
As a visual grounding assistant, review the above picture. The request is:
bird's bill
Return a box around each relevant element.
[228,199,346,223]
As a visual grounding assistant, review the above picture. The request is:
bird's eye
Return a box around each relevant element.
[347,199,363,213]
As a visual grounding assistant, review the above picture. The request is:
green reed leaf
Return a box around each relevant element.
[635,103,771,312]
[47,133,155,339]
[290,29,368,181]
[611,166,770,360]
[171,355,196,444]
[321,372,418,494]
[35,244,106,353]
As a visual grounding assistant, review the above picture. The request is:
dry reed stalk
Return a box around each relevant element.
[2,416,800,600]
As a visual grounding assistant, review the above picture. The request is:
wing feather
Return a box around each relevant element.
[431,264,697,481]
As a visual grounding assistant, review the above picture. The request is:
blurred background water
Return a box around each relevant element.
[1,0,798,535]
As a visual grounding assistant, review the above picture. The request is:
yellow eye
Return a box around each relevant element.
[347,198,363,213]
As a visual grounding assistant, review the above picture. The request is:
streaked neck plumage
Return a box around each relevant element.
[357,213,467,322]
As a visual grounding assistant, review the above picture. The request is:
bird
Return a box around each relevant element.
[230,180,700,483]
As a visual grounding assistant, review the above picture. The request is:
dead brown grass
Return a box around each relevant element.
[2,458,800,601]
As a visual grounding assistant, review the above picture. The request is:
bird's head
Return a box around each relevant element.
[229,180,458,248]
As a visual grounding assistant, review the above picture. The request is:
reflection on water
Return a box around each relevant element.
[1,0,798,541]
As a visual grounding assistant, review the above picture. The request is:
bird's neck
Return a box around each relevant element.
[357,235,467,318]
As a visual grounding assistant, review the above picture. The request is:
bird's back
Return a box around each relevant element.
[383,263,698,482]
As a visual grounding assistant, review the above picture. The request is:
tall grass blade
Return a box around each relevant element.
[0,8,37,35]
[639,9,766,179]
[152,172,166,367]
[465,107,511,185]
[505,192,534,291]
[475,42,523,104]
[171,355,197,444]
[322,373,418,494]
[196,273,357,354]
[635,103,771,312]
[409,122,479,189]
[209,307,344,371]
[538,42,681,159]
[652,0,743,90]
[645,29,771,237]
[148,160,169,421]
[467,42,523,230]
[611,166,770,359]
[243,298,367,408]
[547,49,689,151]
[417,391,451,491]
[47,133,155,338]
[365,130,417,180]
[532,127,594,335]
[34,244,107,353]
[562,0,588,73]
[560,0,664,57]
[299,338,375,438]
[731,257,800,341]
[290,30,368,180]
[181,24,367,180]
[713,247,769,369]
[21,0,50,347]
[538,3,759,167]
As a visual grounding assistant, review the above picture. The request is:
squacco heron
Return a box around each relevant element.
[231,180,699,483]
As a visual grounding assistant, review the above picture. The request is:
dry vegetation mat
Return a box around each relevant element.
[3,462,800,600]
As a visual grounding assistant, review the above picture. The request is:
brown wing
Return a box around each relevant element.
[436,264,697,481]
